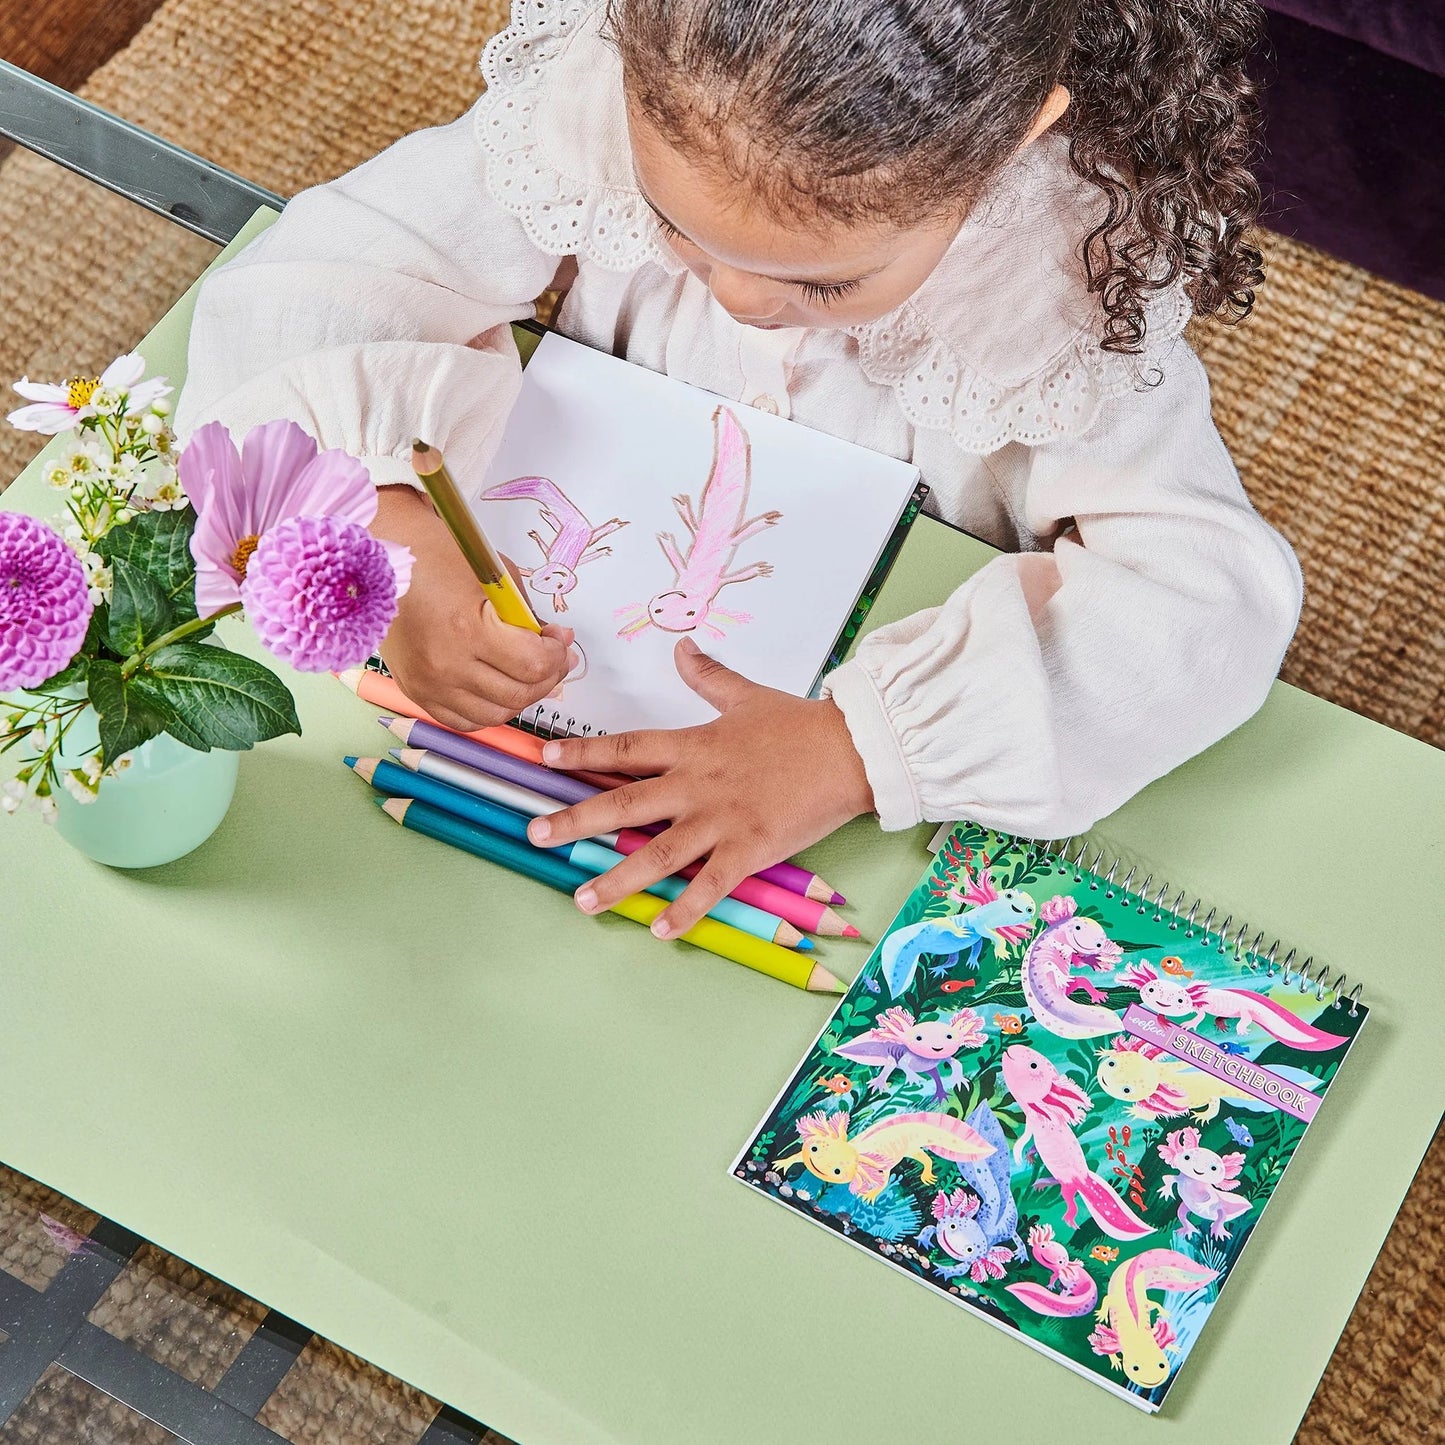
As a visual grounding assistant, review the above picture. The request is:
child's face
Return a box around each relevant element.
[627,103,965,330]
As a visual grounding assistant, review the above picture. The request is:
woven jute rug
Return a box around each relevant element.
[0,2,1441,1441]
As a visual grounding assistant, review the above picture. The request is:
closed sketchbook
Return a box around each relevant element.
[734,824,1367,1412]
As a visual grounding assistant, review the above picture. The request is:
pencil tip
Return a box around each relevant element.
[808,963,847,994]
[411,438,427,451]
[842,924,863,940]
[342,755,357,768]
[395,748,424,770]
[379,796,408,821]
[376,715,394,726]
[797,937,814,952]
[350,757,379,784]
[336,668,363,692]
[830,890,847,906]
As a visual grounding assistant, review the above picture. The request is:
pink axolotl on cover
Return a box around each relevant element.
[1156,1126,1253,1240]
[615,405,780,641]
[1000,1044,1154,1241]
[1021,896,1125,1040]
[1087,1249,1218,1388]
[1005,1223,1099,1316]
[831,1006,986,1103]
[1116,962,1348,1051]
[481,476,627,613]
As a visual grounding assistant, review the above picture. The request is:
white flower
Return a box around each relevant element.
[151,396,171,417]
[82,755,104,784]
[37,795,57,824]
[43,461,71,491]
[145,479,187,512]
[113,452,141,481]
[7,353,172,434]
[62,770,97,803]
[90,385,123,415]
[141,413,164,435]
[68,449,97,478]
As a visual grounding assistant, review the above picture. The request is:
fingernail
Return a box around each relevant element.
[651,918,672,939]
[541,742,562,765]
[528,818,551,842]
[576,886,597,913]
[679,637,700,654]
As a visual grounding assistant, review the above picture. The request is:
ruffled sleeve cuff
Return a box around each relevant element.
[823,658,924,832]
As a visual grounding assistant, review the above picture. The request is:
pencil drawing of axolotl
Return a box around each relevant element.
[615,405,781,641]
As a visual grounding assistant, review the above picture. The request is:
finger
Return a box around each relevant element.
[674,636,758,713]
[541,727,681,778]
[651,852,748,939]
[476,605,572,687]
[425,696,514,732]
[442,654,565,722]
[528,778,672,848]
[570,826,711,916]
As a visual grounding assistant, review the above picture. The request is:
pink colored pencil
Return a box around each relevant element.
[609,828,857,938]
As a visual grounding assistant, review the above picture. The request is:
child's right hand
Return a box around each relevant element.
[371,485,574,731]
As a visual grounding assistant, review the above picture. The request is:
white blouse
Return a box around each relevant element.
[176,0,1302,837]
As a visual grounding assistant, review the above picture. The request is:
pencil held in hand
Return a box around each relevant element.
[409,439,540,632]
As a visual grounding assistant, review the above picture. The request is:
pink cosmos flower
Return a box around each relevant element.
[0,512,94,691]
[241,514,411,673]
[180,419,409,618]
[8,353,171,434]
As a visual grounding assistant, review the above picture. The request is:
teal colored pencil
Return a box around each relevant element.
[347,757,810,950]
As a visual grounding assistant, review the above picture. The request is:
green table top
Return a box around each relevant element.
[2,212,1442,1445]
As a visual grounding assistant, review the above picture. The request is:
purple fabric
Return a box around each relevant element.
[1257,12,1445,302]
[1265,0,1445,79]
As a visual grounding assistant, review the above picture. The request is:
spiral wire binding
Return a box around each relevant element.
[362,659,609,742]
[975,828,1362,1016]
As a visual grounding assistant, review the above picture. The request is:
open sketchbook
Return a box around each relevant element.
[735,824,1367,1412]
[471,331,924,736]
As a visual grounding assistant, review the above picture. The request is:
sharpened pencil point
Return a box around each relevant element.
[377,715,394,726]
[336,668,364,693]
[348,757,379,784]
[797,938,814,952]
[842,924,863,940]
[395,748,425,771]
[830,890,847,906]
[379,796,409,821]
[807,962,847,994]
[342,755,358,768]
[378,715,413,742]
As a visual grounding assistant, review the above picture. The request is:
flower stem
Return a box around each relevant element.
[120,603,242,678]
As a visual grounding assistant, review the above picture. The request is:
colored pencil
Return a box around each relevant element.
[333,668,629,790]
[348,757,808,950]
[410,439,540,631]
[378,796,845,993]
[382,715,844,904]
[389,748,861,939]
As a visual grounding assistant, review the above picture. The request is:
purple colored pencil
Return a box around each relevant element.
[377,714,846,903]
[379,715,597,805]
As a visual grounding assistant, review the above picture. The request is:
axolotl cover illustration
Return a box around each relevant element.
[734,824,1368,1411]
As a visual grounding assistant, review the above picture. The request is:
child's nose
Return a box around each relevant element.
[706,263,787,322]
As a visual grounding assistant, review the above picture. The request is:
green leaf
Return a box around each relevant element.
[126,676,211,752]
[141,643,300,750]
[107,556,173,655]
[86,658,171,763]
[97,507,203,621]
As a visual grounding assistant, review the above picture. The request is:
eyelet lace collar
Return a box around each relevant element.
[476,0,1192,451]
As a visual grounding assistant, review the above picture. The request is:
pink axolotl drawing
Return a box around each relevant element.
[1021,896,1125,1040]
[481,476,627,613]
[1005,1222,1099,1317]
[1087,1249,1218,1388]
[615,405,780,641]
[1000,1044,1154,1241]
[1156,1126,1253,1240]
[1116,961,1348,1051]
[831,1005,986,1103]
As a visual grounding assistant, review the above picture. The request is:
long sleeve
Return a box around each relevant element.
[825,346,1303,836]
[176,104,559,489]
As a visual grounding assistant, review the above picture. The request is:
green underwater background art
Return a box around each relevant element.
[734,825,1368,1411]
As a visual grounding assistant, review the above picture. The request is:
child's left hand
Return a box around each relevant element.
[527,637,875,937]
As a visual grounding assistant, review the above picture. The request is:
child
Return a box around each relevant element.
[177,0,1300,940]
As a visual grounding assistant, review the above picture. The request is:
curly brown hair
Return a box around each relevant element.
[610,0,1266,354]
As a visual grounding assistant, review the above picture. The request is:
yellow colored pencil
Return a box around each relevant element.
[409,439,540,632]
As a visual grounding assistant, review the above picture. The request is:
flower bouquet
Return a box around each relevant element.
[2,354,411,831]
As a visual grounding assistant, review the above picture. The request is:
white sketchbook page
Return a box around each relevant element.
[473,332,920,734]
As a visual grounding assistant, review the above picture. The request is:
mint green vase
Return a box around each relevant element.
[53,704,239,869]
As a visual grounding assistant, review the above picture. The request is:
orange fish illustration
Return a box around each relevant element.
[938,979,976,993]
[993,1013,1023,1034]
[817,1074,853,1095]
[1090,1244,1120,1264]
[1159,956,1194,978]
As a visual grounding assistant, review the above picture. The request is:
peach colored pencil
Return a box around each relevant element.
[332,667,631,790]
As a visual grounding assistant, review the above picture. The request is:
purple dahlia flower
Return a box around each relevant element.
[0,511,94,691]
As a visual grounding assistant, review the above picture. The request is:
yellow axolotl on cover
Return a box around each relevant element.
[774,1109,992,1202]
[1087,1249,1218,1388]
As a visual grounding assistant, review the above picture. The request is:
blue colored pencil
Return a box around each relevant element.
[347,757,810,950]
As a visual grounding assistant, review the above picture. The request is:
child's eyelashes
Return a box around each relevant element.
[794,278,862,307]
[650,214,861,308]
